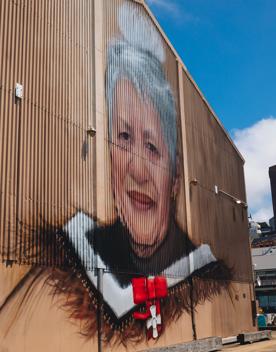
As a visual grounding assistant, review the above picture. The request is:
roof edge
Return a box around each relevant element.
[133,0,245,163]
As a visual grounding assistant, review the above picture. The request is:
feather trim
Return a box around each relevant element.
[46,260,232,345]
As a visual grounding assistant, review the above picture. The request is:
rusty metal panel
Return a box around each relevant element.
[101,0,189,276]
[0,0,257,347]
[0,0,252,278]
[0,0,96,267]
[0,0,252,281]
[182,68,252,282]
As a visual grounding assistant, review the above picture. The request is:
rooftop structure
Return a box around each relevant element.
[252,246,276,313]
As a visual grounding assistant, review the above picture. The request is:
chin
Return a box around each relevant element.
[130,241,159,258]
[129,230,165,256]
[128,225,159,245]
[131,234,156,246]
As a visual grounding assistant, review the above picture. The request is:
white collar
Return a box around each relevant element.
[64,212,217,319]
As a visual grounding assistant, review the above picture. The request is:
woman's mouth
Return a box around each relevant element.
[127,190,156,211]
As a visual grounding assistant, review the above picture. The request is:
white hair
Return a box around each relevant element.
[105,2,177,174]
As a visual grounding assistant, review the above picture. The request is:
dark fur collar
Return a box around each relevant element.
[49,211,233,342]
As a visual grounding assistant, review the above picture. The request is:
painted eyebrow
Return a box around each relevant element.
[115,116,132,131]
[143,129,158,142]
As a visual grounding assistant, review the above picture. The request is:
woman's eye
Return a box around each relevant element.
[146,142,160,156]
[118,131,130,141]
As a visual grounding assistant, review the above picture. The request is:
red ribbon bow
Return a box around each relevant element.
[132,276,168,339]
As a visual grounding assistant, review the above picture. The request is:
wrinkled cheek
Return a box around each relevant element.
[111,154,127,219]
[113,168,123,207]
[160,203,170,232]
[157,176,172,238]
[129,213,154,243]
[160,192,172,236]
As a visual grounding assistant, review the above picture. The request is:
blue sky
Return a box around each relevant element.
[147,0,276,132]
[147,0,276,222]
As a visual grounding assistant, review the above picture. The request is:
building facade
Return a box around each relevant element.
[252,246,276,313]
[269,165,276,224]
[0,0,256,350]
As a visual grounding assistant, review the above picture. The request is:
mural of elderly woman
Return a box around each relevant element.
[0,1,232,344]
[59,1,232,341]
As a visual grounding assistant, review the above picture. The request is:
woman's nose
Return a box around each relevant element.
[128,154,150,185]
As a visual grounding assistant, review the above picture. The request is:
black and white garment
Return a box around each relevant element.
[62,212,231,327]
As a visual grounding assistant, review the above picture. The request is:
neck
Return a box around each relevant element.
[129,219,188,276]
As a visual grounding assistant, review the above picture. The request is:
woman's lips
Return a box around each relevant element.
[127,190,155,211]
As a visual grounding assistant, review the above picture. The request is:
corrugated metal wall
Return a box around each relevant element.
[0,0,256,348]
[102,0,188,273]
[0,0,96,266]
[182,68,252,282]
[0,0,252,279]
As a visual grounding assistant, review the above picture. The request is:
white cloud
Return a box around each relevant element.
[146,0,199,23]
[233,117,276,223]
[251,206,273,223]
[147,0,178,14]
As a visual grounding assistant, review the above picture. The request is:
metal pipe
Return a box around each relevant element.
[218,189,248,208]
[97,268,104,352]
[189,277,197,341]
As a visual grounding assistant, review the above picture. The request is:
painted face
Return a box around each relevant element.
[110,80,175,258]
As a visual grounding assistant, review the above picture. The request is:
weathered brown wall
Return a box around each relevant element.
[102,0,188,233]
[195,282,255,338]
[0,263,255,351]
[182,69,252,282]
[0,0,256,350]
[0,0,96,264]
